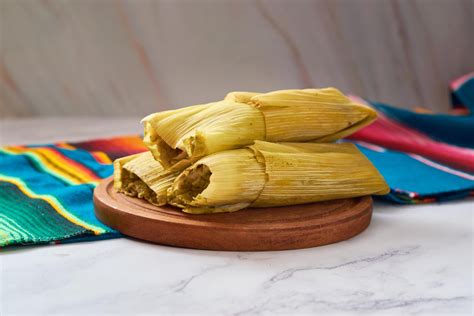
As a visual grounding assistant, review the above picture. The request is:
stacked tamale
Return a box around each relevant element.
[114,88,389,214]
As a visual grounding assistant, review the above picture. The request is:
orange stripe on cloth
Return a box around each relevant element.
[55,142,77,150]
[2,146,101,184]
[91,151,113,164]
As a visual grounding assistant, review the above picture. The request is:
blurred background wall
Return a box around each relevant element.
[1,0,473,117]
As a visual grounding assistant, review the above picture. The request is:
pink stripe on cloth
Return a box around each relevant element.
[352,141,386,153]
[348,112,474,173]
[451,72,474,90]
[408,154,474,181]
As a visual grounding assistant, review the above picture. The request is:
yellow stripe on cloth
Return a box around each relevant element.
[0,228,12,246]
[55,142,77,150]
[1,148,77,185]
[0,174,104,235]
[1,147,100,185]
[91,151,113,164]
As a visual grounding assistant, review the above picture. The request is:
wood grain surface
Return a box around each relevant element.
[1,0,473,117]
[94,177,373,251]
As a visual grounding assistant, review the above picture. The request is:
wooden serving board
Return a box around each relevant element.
[94,177,372,251]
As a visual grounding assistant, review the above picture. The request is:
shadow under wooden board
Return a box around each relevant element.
[94,177,373,251]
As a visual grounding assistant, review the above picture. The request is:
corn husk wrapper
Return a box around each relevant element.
[248,88,376,142]
[113,152,180,206]
[142,103,214,170]
[142,101,265,169]
[167,141,390,214]
[143,88,376,170]
[113,153,141,192]
[224,91,260,103]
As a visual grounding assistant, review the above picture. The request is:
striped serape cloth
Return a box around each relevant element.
[348,72,474,203]
[0,137,146,247]
[1,73,473,247]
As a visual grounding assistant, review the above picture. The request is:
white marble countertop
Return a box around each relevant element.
[1,118,473,315]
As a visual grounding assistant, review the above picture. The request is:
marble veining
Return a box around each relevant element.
[1,119,473,315]
[3,204,472,315]
[168,263,232,294]
[264,245,420,286]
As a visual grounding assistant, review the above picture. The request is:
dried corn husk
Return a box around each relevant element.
[224,91,260,103]
[249,88,376,142]
[167,141,389,214]
[142,100,265,169]
[113,153,141,192]
[143,88,376,169]
[113,152,180,206]
[142,103,212,169]
[167,148,266,213]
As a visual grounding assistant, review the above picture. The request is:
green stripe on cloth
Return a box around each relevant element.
[0,136,146,247]
[0,182,91,246]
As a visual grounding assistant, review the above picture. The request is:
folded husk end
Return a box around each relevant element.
[113,152,180,206]
[167,148,266,213]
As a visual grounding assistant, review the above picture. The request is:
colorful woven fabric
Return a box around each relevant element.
[347,72,474,202]
[1,74,473,247]
[0,137,147,247]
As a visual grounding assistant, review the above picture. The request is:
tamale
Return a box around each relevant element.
[142,103,212,169]
[142,100,266,169]
[113,152,180,206]
[248,88,376,142]
[167,141,389,214]
[113,152,141,192]
[142,88,376,169]
[168,149,266,213]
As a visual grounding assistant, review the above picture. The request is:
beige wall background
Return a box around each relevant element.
[1,0,473,117]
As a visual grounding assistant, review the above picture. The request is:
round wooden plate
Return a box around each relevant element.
[94,177,372,251]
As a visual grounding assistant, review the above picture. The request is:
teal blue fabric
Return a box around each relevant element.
[357,144,473,203]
